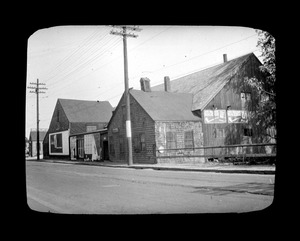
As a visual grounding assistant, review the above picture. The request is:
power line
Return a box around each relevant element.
[149,33,258,75]
[45,31,112,87]
[27,79,47,160]
[42,29,107,83]
[45,37,122,96]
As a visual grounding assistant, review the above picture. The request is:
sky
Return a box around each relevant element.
[26,25,263,138]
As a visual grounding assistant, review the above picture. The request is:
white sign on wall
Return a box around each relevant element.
[227,110,248,123]
[204,110,226,124]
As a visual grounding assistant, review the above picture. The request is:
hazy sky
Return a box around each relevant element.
[26,25,262,137]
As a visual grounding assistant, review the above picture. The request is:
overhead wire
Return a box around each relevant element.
[45,30,111,88]
[44,35,120,93]
[39,29,105,84]
[28,30,260,125]
[45,37,122,96]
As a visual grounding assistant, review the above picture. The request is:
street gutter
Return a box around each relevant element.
[28,159,275,175]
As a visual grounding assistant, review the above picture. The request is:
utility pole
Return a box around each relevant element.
[28,79,47,160]
[110,25,142,166]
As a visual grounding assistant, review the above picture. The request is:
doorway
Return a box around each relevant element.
[77,138,84,159]
[102,140,109,160]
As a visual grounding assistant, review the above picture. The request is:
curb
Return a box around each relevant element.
[28,159,275,175]
[100,164,275,175]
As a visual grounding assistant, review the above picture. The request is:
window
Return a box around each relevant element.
[244,128,253,137]
[133,133,146,152]
[241,92,252,110]
[50,133,63,153]
[140,133,146,151]
[54,133,62,148]
[184,131,194,149]
[166,132,177,149]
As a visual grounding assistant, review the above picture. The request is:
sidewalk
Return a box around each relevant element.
[27,158,276,175]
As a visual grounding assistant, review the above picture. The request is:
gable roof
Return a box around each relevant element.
[29,130,47,142]
[130,89,200,121]
[152,53,258,111]
[58,98,113,123]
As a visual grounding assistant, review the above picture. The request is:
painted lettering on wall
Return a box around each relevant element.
[204,110,226,124]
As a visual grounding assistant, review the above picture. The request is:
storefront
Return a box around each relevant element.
[69,129,108,161]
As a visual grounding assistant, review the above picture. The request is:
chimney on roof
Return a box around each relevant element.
[223,54,228,63]
[140,77,151,92]
[164,76,171,92]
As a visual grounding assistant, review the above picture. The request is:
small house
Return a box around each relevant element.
[43,98,113,159]
[29,129,48,157]
[107,77,204,164]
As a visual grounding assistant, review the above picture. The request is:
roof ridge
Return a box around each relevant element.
[172,52,253,82]
[58,98,109,103]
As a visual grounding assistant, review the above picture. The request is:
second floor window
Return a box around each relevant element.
[241,92,251,110]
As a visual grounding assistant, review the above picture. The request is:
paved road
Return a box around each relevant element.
[26,161,274,214]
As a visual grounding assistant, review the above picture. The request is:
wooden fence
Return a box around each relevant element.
[156,143,276,162]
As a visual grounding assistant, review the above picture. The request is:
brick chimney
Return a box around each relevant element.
[223,54,228,63]
[140,77,151,92]
[164,76,171,92]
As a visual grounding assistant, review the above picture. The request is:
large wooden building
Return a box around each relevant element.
[153,52,275,157]
[43,98,113,159]
[108,53,275,164]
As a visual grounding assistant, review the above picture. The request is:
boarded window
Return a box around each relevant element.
[184,131,194,149]
[166,132,177,149]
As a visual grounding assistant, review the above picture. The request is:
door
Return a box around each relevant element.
[102,140,109,160]
[77,138,84,159]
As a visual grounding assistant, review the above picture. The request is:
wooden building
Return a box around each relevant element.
[43,98,113,159]
[29,129,48,157]
[152,53,275,157]
[69,129,109,161]
[107,78,204,164]
[108,52,275,164]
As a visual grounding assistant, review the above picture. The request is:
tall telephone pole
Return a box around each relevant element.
[110,25,142,166]
[28,79,47,160]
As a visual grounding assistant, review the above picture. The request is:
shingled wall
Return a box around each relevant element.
[108,93,157,164]
[155,121,205,164]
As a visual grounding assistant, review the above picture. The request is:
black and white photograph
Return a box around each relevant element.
[25,25,276,214]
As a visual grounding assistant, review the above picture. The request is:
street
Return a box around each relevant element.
[26,160,274,214]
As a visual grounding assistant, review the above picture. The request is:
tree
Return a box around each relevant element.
[246,30,276,142]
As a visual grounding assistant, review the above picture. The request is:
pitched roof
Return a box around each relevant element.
[29,130,47,142]
[152,53,257,111]
[58,99,113,123]
[130,89,200,121]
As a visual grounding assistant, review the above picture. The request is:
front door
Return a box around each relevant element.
[77,139,84,159]
[102,140,109,160]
